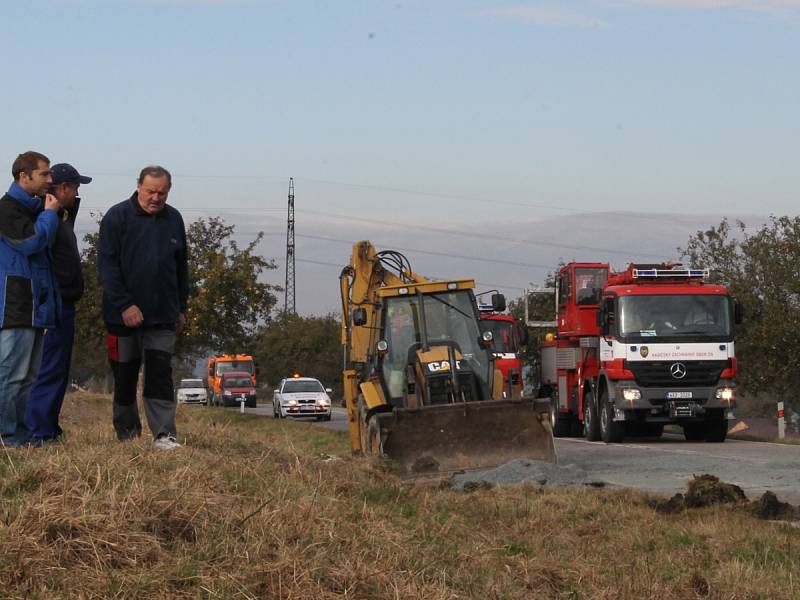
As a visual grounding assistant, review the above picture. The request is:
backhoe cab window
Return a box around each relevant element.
[381,291,490,401]
[619,295,733,340]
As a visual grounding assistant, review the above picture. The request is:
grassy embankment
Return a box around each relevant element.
[1,392,798,599]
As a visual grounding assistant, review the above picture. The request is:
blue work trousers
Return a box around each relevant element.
[0,327,44,444]
[25,302,76,440]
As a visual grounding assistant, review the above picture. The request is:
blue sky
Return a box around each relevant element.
[2,0,799,312]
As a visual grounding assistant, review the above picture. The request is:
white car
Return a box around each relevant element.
[273,377,332,421]
[176,378,208,405]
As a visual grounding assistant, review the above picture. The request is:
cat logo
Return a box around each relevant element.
[640,346,649,358]
[427,360,461,372]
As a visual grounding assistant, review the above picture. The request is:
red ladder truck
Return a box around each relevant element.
[539,262,741,443]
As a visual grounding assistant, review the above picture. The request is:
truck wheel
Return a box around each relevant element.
[583,389,601,442]
[683,423,705,441]
[550,398,571,437]
[704,419,728,443]
[599,392,625,443]
[644,423,664,438]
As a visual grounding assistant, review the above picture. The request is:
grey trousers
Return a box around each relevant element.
[107,327,176,441]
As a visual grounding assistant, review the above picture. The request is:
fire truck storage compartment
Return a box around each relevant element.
[556,347,581,370]
[541,345,557,384]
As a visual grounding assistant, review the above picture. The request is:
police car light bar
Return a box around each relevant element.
[632,267,709,279]
[477,303,495,313]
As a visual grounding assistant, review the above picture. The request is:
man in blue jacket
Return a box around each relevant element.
[98,165,188,450]
[0,151,61,447]
[25,163,92,445]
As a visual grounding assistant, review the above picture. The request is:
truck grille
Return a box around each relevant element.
[625,360,729,387]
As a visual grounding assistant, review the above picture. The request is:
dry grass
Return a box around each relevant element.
[1,392,798,599]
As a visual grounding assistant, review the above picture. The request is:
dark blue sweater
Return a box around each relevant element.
[98,194,189,328]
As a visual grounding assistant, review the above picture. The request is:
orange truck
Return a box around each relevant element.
[206,354,257,406]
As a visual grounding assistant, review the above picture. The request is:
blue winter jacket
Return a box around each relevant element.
[0,182,60,329]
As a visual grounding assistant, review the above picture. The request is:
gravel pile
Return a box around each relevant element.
[449,459,605,491]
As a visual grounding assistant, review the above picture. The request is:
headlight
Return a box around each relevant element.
[716,387,735,401]
[622,389,641,401]
[287,399,298,406]
[223,390,231,396]
[316,396,331,406]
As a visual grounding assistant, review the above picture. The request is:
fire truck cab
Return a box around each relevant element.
[542,262,740,443]
[478,308,529,400]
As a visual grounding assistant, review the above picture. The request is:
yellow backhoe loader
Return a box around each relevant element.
[340,241,556,478]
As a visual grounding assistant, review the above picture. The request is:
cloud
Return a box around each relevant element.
[620,0,800,13]
[479,5,607,28]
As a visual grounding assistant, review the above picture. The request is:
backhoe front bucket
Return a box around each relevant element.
[374,398,556,479]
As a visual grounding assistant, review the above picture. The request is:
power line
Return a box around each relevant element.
[78,170,731,227]
[300,209,671,259]
[282,257,528,292]
[259,231,554,270]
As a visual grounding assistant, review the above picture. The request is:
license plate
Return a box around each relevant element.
[667,391,692,399]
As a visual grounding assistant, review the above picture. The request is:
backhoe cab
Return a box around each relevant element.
[340,241,555,478]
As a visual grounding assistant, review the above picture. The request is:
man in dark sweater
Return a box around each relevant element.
[98,165,188,450]
[25,163,92,444]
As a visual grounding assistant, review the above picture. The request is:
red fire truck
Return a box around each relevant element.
[478,308,528,400]
[540,262,740,443]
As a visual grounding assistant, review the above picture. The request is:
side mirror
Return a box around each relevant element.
[734,299,743,325]
[353,307,367,326]
[491,293,506,312]
[325,388,333,394]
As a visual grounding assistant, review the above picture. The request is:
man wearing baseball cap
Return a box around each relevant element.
[25,163,92,444]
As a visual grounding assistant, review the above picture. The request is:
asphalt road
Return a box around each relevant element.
[235,403,800,503]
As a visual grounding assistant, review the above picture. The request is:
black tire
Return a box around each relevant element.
[569,419,584,437]
[644,423,664,438]
[272,402,278,418]
[323,414,332,422]
[583,389,601,441]
[599,391,625,443]
[704,419,728,443]
[550,398,571,437]
[683,423,705,441]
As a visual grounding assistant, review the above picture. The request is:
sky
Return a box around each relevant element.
[2,0,798,314]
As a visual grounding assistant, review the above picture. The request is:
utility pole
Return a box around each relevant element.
[284,177,296,315]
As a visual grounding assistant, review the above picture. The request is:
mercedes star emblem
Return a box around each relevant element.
[670,363,687,379]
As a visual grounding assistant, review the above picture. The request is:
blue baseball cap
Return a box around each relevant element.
[51,163,92,185]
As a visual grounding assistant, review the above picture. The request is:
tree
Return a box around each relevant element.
[681,216,800,401]
[179,217,279,357]
[253,313,342,395]
[72,222,108,386]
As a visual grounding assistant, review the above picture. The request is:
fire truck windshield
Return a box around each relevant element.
[618,294,733,340]
[480,319,516,354]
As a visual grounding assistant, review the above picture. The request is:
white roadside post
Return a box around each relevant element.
[240,397,246,414]
[778,401,785,440]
